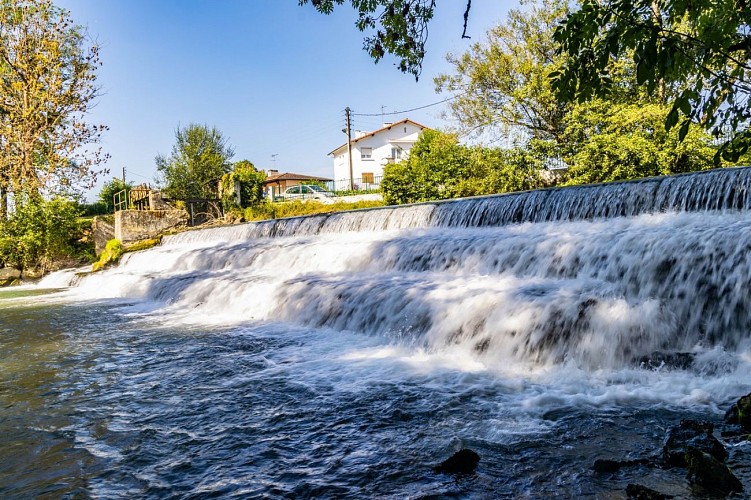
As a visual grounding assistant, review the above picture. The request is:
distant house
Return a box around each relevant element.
[263,170,333,199]
[329,118,429,191]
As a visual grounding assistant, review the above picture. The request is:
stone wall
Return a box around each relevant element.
[92,216,115,256]
[115,210,189,246]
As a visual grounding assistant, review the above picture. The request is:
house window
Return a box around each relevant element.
[361,147,373,160]
[391,147,402,160]
[362,172,374,184]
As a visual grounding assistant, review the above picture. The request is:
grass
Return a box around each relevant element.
[241,199,385,221]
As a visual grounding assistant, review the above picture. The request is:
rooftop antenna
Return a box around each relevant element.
[271,154,278,167]
[381,105,387,126]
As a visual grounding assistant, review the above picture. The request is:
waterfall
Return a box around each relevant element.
[73,167,751,371]
[163,166,751,245]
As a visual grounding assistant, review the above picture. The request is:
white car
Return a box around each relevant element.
[282,184,335,201]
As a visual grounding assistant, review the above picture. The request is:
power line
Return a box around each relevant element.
[351,95,460,117]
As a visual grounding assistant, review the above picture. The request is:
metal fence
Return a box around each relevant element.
[326,175,383,194]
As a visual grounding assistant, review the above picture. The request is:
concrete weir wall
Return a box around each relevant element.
[115,210,189,246]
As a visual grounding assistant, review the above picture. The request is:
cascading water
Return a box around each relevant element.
[3,167,751,498]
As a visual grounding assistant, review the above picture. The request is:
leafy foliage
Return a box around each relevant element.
[381,130,544,204]
[0,196,83,271]
[0,0,108,209]
[553,0,751,162]
[220,160,266,210]
[97,178,134,213]
[299,0,454,79]
[435,0,569,141]
[562,101,717,184]
[156,124,234,200]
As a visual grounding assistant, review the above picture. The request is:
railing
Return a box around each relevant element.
[327,175,383,194]
[113,189,129,212]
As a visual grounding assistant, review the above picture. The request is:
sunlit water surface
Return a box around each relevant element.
[4,169,751,497]
[1,290,749,496]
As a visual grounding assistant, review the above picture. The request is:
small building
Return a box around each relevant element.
[329,118,429,191]
[263,171,333,200]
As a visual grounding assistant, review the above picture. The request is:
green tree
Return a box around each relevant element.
[156,124,234,200]
[435,0,569,141]
[220,160,266,210]
[552,0,751,162]
[97,178,134,213]
[434,0,722,187]
[299,0,474,79]
[381,130,544,204]
[0,0,108,217]
[0,196,83,271]
[563,101,716,185]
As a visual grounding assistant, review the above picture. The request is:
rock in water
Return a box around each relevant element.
[636,351,695,371]
[626,483,673,499]
[593,458,652,473]
[0,267,21,287]
[738,393,751,431]
[433,449,480,474]
[685,447,743,495]
[662,420,727,468]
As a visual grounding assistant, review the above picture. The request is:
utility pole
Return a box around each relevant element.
[345,107,354,191]
[122,166,126,184]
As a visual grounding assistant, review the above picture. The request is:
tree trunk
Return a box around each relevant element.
[0,184,6,221]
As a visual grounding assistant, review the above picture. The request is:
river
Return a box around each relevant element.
[2,168,750,498]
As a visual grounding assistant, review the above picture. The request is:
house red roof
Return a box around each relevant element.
[263,172,332,184]
[328,118,429,156]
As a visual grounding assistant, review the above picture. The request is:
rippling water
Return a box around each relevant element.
[1,289,749,498]
[3,174,751,497]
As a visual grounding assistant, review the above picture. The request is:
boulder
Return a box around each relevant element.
[21,267,45,280]
[636,351,695,371]
[735,393,751,432]
[723,392,751,431]
[593,458,652,473]
[433,449,480,475]
[662,419,727,468]
[0,267,21,287]
[685,447,743,495]
[626,483,673,499]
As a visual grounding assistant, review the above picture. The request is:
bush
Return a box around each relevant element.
[381,130,545,205]
[0,197,85,271]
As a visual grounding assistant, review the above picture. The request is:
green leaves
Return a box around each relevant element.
[554,0,751,153]
[155,124,234,200]
[0,196,82,270]
[300,0,441,79]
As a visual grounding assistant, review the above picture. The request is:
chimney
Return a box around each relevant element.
[355,130,367,139]
[267,169,278,176]
[383,122,392,127]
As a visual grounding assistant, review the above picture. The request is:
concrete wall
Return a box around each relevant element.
[92,216,115,256]
[115,210,189,246]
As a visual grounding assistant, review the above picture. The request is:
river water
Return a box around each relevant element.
[2,169,751,498]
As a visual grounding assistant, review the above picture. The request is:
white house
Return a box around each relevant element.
[329,118,429,190]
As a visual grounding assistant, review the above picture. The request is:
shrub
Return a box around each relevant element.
[0,196,84,271]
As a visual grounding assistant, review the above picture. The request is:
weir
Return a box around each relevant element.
[163,166,751,245]
[75,167,751,371]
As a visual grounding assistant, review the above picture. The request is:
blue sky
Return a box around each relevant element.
[56,0,512,200]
